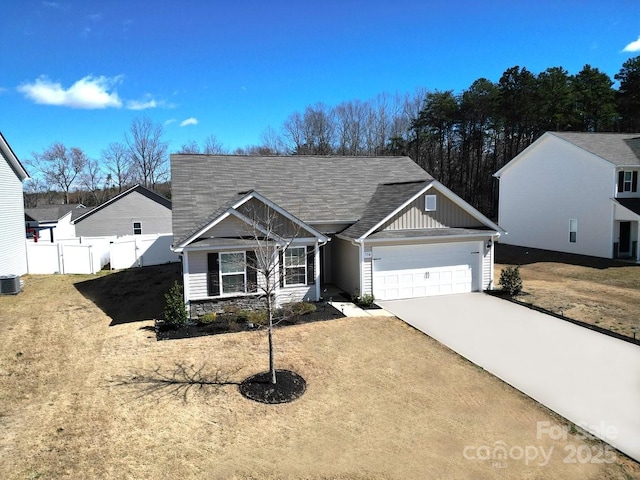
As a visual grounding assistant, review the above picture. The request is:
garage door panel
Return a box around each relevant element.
[372,242,480,300]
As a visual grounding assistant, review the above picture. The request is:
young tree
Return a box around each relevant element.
[29,142,88,204]
[125,116,168,189]
[237,200,309,385]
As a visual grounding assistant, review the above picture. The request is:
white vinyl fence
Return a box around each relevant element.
[110,234,179,269]
[26,237,111,274]
[25,234,178,275]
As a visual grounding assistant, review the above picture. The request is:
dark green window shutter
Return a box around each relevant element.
[306,246,315,285]
[633,171,638,193]
[279,250,284,287]
[246,250,258,293]
[207,253,220,296]
[618,171,625,192]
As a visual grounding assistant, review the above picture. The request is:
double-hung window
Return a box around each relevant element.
[133,222,142,235]
[220,252,246,294]
[283,247,306,286]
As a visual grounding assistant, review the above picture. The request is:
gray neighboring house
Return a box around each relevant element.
[25,204,89,242]
[0,133,29,276]
[71,184,172,237]
[171,155,503,317]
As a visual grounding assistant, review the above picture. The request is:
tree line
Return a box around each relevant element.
[26,56,640,218]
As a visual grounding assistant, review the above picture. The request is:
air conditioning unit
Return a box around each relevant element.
[0,275,21,295]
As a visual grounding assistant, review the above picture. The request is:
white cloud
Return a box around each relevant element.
[623,36,640,52]
[127,97,157,110]
[18,75,122,109]
[164,119,177,126]
[180,117,198,127]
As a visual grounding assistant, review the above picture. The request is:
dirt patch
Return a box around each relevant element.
[1,270,638,479]
[496,244,640,340]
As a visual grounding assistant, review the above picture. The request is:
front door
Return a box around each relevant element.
[619,222,631,255]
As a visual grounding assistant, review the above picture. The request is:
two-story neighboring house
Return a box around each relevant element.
[494,132,640,260]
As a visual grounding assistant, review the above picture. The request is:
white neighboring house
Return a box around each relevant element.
[495,131,640,260]
[0,133,29,276]
[25,204,88,242]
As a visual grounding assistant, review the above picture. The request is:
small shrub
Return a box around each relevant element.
[246,309,268,326]
[282,301,317,318]
[499,265,523,296]
[199,312,217,324]
[164,281,188,327]
[358,294,375,307]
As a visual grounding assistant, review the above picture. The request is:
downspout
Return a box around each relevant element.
[182,250,190,317]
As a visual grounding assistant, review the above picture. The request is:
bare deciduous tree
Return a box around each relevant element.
[102,142,132,193]
[29,142,88,204]
[203,134,226,154]
[80,158,105,205]
[125,116,168,189]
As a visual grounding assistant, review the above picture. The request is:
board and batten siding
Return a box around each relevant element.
[75,191,171,237]
[0,151,28,276]
[381,191,483,231]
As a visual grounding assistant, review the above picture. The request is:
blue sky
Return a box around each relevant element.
[2,0,640,162]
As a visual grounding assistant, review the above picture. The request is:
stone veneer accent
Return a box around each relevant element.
[189,295,268,320]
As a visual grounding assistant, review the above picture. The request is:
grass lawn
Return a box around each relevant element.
[1,266,638,479]
[495,244,640,340]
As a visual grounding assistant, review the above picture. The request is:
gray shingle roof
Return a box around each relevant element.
[171,155,431,244]
[551,132,640,166]
[25,204,88,223]
[340,180,432,240]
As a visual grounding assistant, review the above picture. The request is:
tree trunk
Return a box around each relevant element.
[267,294,276,384]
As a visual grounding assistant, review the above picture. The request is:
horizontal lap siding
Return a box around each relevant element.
[75,191,171,237]
[186,249,318,303]
[0,153,27,276]
[187,251,209,300]
[483,245,493,290]
[363,245,372,295]
[382,192,483,230]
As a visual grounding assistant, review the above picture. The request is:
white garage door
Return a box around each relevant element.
[372,242,481,300]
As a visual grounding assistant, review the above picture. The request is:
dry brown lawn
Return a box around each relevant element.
[496,244,640,339]
[1,267,639,479]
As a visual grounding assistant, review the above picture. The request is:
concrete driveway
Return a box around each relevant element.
[379,293,640,463]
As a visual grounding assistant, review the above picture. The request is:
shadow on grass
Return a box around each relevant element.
[110,363,242,403]
[496,244,637,269]
[74,263,182,326]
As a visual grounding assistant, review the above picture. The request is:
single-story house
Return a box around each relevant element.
[71,184,172,237]
[25,204,88,242]
[494,131,640,260]
[171,155,502,318]
[0,132,29,278]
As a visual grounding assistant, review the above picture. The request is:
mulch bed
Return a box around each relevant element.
[239,369,306,404]
[155,301,345,341]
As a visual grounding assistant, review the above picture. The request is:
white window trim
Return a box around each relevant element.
[569,219,577,243]
[133,221,142,235]
[624,171,633,192]
[220,251,247,295]
[283,246,307,287]
[425,194,437,212]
